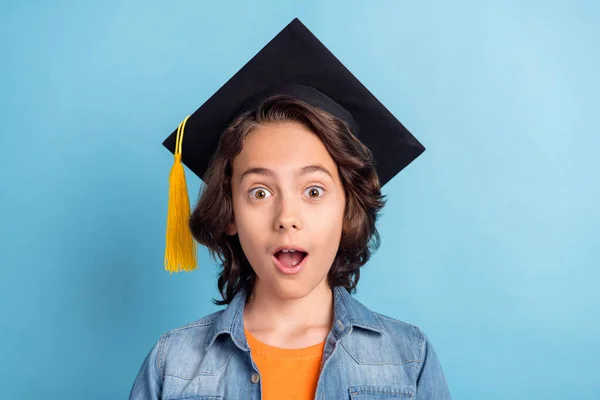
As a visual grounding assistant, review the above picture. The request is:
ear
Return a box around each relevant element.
[226,221,237,236]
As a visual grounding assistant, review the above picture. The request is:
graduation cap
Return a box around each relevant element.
[162,18,425,274]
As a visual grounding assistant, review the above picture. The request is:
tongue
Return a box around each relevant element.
[275,251,305,267]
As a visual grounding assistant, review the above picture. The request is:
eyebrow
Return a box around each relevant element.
[239,164,333,183]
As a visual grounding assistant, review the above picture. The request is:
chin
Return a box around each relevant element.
[269,279,325,300]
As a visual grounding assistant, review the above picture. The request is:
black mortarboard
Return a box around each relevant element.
[162,18,425,274]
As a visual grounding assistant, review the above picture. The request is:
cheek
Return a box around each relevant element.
[233,205,269,245]
[234,216,265,268]
[309,201,346,237]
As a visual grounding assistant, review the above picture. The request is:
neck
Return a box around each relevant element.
[243,280,334,335]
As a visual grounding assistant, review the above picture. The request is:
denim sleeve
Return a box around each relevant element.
[415,332,452,399]
[129,337,164,400]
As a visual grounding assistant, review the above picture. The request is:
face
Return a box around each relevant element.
[228,121,346,300]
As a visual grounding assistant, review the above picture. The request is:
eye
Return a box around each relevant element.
[249,187,272,200]
[304,186,325,199]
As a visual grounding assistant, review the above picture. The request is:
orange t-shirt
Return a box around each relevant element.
[245,328,325,400]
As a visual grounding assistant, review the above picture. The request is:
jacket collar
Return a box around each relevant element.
[205,286,384,351]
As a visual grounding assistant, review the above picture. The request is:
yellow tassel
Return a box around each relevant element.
[164,115,197,273]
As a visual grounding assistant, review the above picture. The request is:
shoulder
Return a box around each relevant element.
[336,287,431,366]
[159,310,224,351]
[374,311,427,345]
[372,311,429,360]
[341,297,431,370]
[164,310,224,336]
[149,310,226,378]
[365,313,451,397]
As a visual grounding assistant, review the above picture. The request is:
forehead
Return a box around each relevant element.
[232,121,338,176]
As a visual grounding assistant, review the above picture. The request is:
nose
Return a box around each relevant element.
[274,194,303,232]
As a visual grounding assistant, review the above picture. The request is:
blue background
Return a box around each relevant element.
[1,1,598,398]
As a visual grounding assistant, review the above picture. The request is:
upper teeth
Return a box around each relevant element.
[281,249,296,252]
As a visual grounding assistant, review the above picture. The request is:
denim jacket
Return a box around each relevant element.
[129,286,451,399]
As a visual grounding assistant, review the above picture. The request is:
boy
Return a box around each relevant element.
[130,18,451,399]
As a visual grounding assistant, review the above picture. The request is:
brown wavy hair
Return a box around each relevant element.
[190,95,386,305]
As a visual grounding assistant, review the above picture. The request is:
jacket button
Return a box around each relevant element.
[251,372,260,384]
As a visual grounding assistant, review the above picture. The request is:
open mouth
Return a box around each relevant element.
[273,249,308,268]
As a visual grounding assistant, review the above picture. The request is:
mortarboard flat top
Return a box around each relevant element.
[163,17,425,187]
